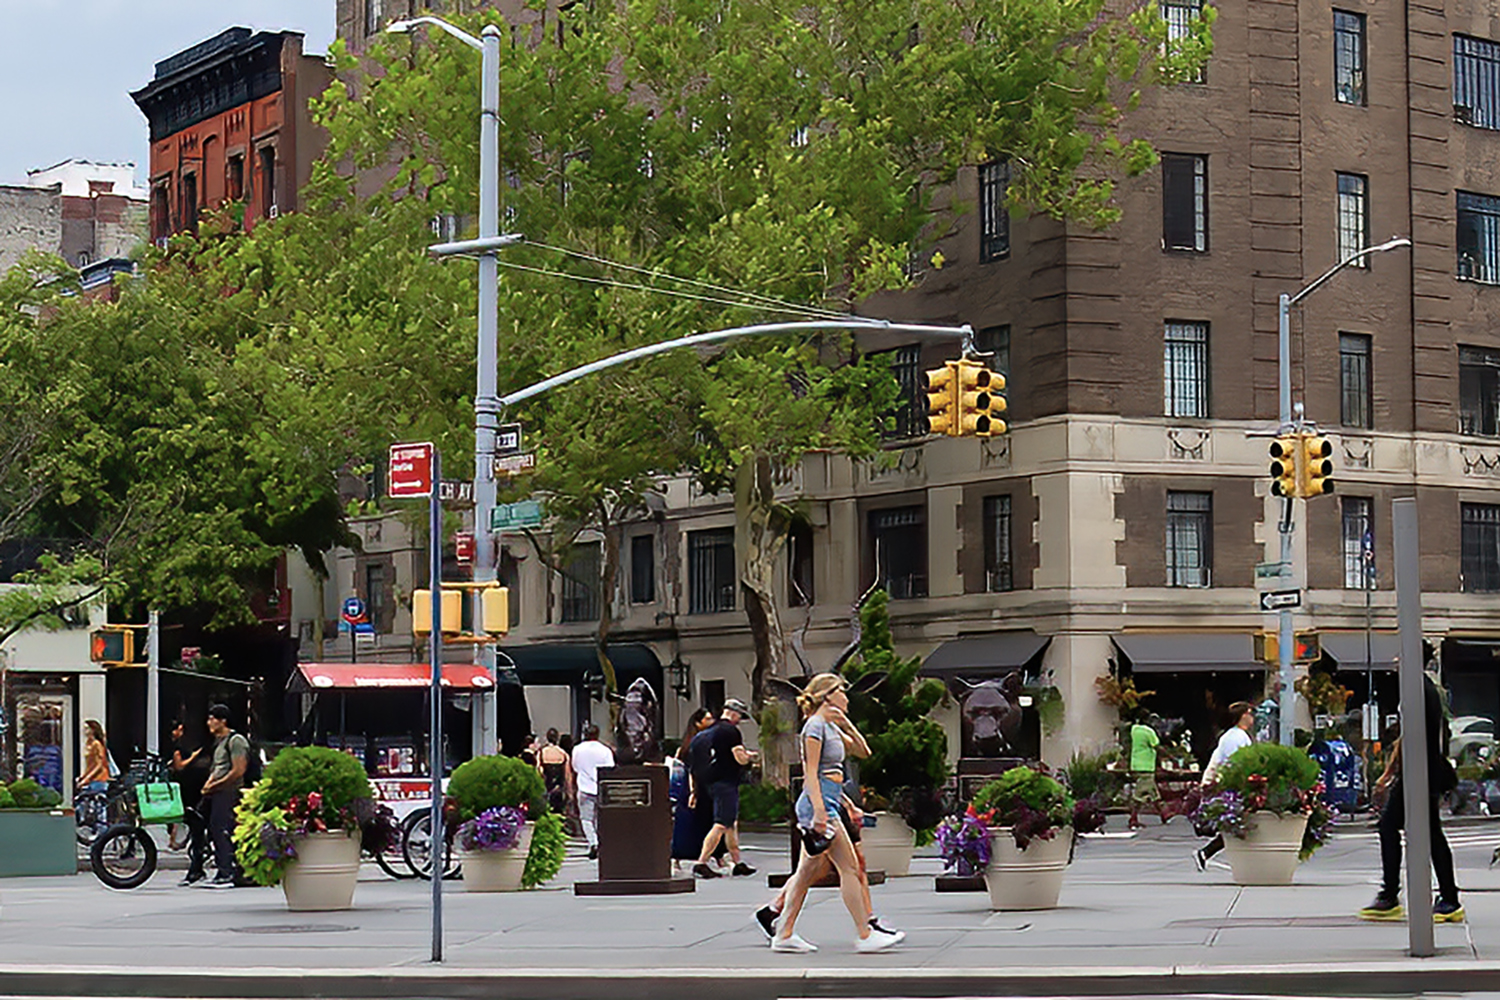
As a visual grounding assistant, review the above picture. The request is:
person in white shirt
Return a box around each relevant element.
[570,724,615,860]
[1194,701,1254,871]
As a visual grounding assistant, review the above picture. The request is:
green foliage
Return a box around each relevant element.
[256,747,372,816]
[448,755,548,822]
[1060,750,1125,805]
[0,787,14,809]
[233,781,291,886]
[738,782,792,824]
[522,811,567,889]
[972,766,1075,830]
[6,779,48,809]
[1026,685,1066,738]
[1215,743,1322,803]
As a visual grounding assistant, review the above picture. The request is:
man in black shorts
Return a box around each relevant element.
[693,698,759,878]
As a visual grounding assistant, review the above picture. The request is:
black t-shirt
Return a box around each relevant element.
[687,728,715,785]
[702,719,745,786]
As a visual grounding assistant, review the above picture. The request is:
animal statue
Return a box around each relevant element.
[957,672,1025,758]
[612,677,662,764]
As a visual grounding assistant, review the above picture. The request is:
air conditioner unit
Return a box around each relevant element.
[1455,104,1474,124]
[155,236,169,249]
[268,204,279,219]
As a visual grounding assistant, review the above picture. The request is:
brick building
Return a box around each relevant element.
[130,27,331,242]
[0,160,146,275]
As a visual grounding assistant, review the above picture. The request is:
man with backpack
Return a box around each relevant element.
[194,704,251,888]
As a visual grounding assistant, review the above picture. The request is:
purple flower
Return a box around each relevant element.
[937,813,993,875]
[458,806,526,852]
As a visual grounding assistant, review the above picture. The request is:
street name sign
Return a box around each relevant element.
[438,479,474,504]
[388,442,435,498]
[1259,589,1302,611]
[491,499,545,532]
[455,532,475,564]
[1255,561,1291,579]
[496,423,523,456]
[493,452,537,476]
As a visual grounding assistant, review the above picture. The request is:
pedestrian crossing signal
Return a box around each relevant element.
[89,627,135,666]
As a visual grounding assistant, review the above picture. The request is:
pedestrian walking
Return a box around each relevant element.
[1359,673,1463,922]
[692,698,759,879]
[1193,701,1254,871]
[1128,715,1162,829]
[191,704,248,888]
[535,728,574,818]
[571,724,614,860]
[166,719,207,851]
[672,709,714,868]
[76,719,112,795]
[769,674,901,954]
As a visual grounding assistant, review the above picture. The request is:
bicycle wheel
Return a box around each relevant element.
[401,811,461,881]
[371,819,417,880]
[91,824,157,890]
[75,793,106,845]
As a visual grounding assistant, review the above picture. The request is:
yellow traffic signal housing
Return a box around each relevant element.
[1299,434,1334,497]
[412,588,463,635]
[480,587,510,635]
[1269,436,1300,498]
[955,360,1007,437]
[1255,631,1322,664]
[980,370,1008,437]
[89,626,135,666]
[925,363,958,436]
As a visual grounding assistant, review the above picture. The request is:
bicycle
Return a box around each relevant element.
[91,762,208,890]
[74,781,133,846]
[400,808,462,881]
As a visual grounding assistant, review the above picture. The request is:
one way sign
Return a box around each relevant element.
[1259,589,1302,611]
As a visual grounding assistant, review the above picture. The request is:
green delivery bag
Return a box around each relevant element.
[134,782,184,824]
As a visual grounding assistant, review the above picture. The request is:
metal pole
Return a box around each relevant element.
[1393,497,1433,955]
[1277,293,1295,746]
[429,448,445,963]
[146,610,160,758]
[472,24,502,757]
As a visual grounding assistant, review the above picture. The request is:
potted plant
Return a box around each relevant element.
[447,755,566,892]
[0,778,72,878]
[1192,743,1332,885]
[844,589,948,876]
[939,765,1105,910]
[233,747,394,911]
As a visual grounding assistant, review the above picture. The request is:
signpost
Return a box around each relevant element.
[437,480,474,504]
[490,499,545,532]
[455,532,475,564]
[496,422,523,455]
[1259,589,1302,612]
[1255,561,1291,580]
[388,442,435,498]
[492,452,536,476]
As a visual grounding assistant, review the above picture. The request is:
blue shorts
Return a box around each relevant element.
[708,781,740,826]
[795,774,846,831]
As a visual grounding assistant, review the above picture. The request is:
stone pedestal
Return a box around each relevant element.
[574,764,694,896]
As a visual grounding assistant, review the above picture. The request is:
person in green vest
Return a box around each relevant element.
[1128,716,1162,829]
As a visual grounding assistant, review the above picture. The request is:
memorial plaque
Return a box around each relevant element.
[600,778,651,809]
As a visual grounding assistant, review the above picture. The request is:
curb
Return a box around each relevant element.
[1,959,1497,999]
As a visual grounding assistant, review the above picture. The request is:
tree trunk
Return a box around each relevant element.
[737,454,787,710]
[595,501,621,730]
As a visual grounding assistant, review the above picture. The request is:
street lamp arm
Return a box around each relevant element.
[1288,237,1412,306]
[385,16,484,51]
[498,320,976,408]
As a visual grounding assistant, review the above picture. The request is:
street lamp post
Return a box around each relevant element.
[1273,236,1411,746]
[388,16,507,756]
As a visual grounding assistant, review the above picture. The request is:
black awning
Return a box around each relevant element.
[921,632,1050,677]
[1321,632,1403,672]
[1112,634,1262,674]
[498,643,661,686]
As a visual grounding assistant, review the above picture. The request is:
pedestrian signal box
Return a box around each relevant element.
[89,626,135,666]
[1255,630,1322,664]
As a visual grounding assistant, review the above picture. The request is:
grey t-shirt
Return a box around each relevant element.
[209,732,249,792]
[800,715,846,776]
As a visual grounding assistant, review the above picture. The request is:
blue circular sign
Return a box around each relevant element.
[341,597,367,622]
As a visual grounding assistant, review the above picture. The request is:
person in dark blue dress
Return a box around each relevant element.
[672,709,714,867]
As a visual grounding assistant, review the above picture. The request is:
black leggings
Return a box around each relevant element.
[1379,787,1458,903]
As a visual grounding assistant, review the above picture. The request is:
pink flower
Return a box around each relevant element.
[308,792,323,810]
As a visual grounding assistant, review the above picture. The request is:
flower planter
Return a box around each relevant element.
[282,830,362,911]
[0,810,76,877]
[459,822,534,892]
[859,811,915,877]
[1221,810,1308,886]
[983,828,1071,910]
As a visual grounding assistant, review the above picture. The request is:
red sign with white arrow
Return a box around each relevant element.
[388,442,435,498]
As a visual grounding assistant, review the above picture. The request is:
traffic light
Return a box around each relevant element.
[412,588,462,635]
[955,360,1007,437]
[480,587,510,636]
[1255,631,1322,664]
[1269,435,1299,498]
[925,362,958,436]
[1299,434,1334,497]
[978,371,1008,437]
[89,626,135,666]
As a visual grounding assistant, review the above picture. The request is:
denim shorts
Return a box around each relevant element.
[795,774,846,830]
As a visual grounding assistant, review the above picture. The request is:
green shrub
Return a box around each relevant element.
[448,755,547,821]
[1216,742,1321,807]
[0,786,15,809]
[972,766,1074,829]
[1061,749,1124,804]
[522,812,567,889]
[7,779,45,808]
[257,747,372,812]
[739,783,791,824]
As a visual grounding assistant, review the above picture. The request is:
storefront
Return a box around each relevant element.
[0,608,105,803]
[500,643,663,744]
[919,631,1050,761]
[1441,638,1500,722]
[1110,634,1267,766]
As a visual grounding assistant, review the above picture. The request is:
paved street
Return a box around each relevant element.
[7,819,1500,997]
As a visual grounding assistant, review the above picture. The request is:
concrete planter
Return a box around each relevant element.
[459,822,534,892]
[282,830,361,911]
[0,810,76,877]
[983,828,1071,910]
[1222,810,1308,886]
[859,811,915,877]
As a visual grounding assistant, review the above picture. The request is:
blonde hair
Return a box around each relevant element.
[796,673,847,717]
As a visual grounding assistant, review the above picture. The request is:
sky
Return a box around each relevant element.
[0,1,337,188]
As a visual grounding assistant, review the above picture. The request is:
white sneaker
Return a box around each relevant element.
[856,928,902,953]
[771,933,818,953]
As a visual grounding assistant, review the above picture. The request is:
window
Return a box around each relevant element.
[977,325,1010,378]
[629,534,655,605]
[258,146,276,219]
[699,679,726,716]
[1334,11,1367,105]
[560,542,601,623]
[227,154,245,202]
[365,0,385,35]
[1164,321,1209,418]
[788,521,814,607]
[1162,153,1208,252]
[1336,173,1369,266]
[983,495,1014,592]
[688,528,736,614]
[1162,0,1206,80]
[883,344,925,439]
[181,173,198,233]
[364,562,390,633]
[1459,345,1500,436]
[1340,333,1373,429]
[1458,191,1500,283]
[1462,503,1500,593]
[150,184,169,241]
[1454,35,1500,130]
[1165,491,1212,588]
[979,160,1010,262]
[76,250,90,267]
[870,506,927,599]
[499,552,522,628]
[1342,497,1374,590]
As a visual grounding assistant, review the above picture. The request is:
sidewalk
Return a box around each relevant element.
[5,819,1500,998]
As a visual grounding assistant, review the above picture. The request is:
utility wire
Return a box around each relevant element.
[494,259,833,316]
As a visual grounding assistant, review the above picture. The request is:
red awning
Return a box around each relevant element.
[295,663,494,690]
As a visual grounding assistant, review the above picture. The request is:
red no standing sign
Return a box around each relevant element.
[388,442,435,498]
